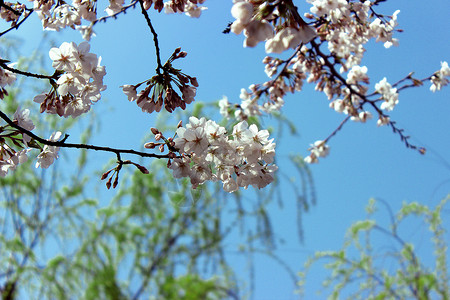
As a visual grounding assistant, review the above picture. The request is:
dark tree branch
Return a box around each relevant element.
[138,0,164,75]
[91,0,139,26]
[322,115,351,144]
[0,61,55,80]
[0,8,33,37]
[0,110,173,159]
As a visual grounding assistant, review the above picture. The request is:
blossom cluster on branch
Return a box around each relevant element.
[121,47,198,114]
[29,0,207,40]
[169,117,276,192]
[0,0,448,191]
[226,0,449,163]
[33,41,106,118]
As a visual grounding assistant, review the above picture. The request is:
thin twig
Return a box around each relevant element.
[322,115,351,144]
[138,0,163,74]
[91,0,139,26]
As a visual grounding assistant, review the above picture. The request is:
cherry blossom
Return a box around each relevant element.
[35,131,62,169]
[13,108,35,143]
[0,0,446,191]
[34,41,106,118]
[0,61,16,99]
[0,149,29,177]
[167,117,277,192]
[304,140,330,164]
[375,77,399,111]
[430,61,450,92]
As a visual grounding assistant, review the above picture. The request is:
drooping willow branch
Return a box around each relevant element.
[0,109,172,159]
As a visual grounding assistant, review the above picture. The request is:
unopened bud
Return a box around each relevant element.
[144,142,156,149]
[178,51,187,58]
[177,73,189,84]
[136,164,149,174]
[113,175,119,189]
[101,170,111,180]
[189,77,199,87]
[155,133,162,141]
[106,177,112,189]
[159,144,165,152]
[151,127,159,135]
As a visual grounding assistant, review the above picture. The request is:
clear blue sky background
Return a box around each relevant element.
[13,0,450,299]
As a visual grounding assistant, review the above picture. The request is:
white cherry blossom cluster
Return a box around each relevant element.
[0,2,26,23]
[164,0,207,18]
[304,140,329,164]
[33,41,106,118]
[30,0,94,31]
[430,61,450,92]
[28,0,207,40]
[0,108,63,176]
[35,131,62,169]
[0,108,33,176]
[375,77,398,112]
[230,0,316,52]
[168,117,277,193]
[309,1,399,72]
[226,1,420,164]
[219,82,287,121]
[0,60,17,99]
[0,147,29,177]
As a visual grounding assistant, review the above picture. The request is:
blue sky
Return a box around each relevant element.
[12,0,450,299]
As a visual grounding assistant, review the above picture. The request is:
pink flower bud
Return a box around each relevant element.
[101,170,111,180]
[106,177,112,189]
[136,164,149,174]
[144,142,156,149]
[113,175,119,189]
[189,77,199,87]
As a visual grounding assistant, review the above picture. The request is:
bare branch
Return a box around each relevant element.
[138,0,164,74]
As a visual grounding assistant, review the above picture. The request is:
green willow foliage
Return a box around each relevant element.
[298,196,450,300]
